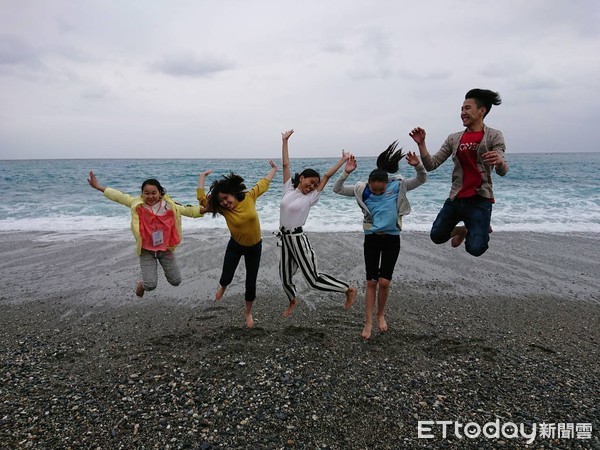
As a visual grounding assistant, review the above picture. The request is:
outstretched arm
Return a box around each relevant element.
[409,127,430,161]
[403,151,427,191]
[177,203,205,218]
[197,169,212,207]
[332,154,358,197]
[317,150,352,192]
[90,171,136,207]
[410,126,452,171]
[265,159,279,181]
[281,129,294,184]
[248,160,279,201]
[197,169,213,190]
[87,171,106,193]
[405,151,421,168]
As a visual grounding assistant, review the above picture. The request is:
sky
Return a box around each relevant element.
[1,0,599,159]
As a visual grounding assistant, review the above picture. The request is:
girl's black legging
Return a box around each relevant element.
[219,238,262,302]
[363,233,400,281]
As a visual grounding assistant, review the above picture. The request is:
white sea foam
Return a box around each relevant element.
[1,154,599,235]
[2,210,599,235]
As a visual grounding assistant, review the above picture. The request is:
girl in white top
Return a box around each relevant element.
[279,129,357,317]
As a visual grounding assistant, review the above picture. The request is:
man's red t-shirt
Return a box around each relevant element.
[456,130,485,199]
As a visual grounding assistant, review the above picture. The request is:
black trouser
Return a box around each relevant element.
[363,234,401,281]
[219,238,262,302]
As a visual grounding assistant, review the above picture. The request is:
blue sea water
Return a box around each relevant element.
[1,153,599,234]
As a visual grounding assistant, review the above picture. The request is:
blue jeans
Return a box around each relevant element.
[430,196,493,257]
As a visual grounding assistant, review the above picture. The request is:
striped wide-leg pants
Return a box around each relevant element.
[279,231,349,301]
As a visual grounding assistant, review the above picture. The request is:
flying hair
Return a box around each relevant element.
[465,88,502,117]
[207,172,246,217]
[376,140,405,174]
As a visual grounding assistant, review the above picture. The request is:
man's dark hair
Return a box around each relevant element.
[465,88,502,117]
[207,173,246,217]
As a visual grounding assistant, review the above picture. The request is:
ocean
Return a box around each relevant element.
[1,153,599,235]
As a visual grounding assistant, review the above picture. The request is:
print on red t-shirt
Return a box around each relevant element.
[456,130,484,199]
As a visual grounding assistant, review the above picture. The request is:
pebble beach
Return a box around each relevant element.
[1,230,599,449]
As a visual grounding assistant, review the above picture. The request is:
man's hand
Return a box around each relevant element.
[482,151,504,168]
[409,127,426,145]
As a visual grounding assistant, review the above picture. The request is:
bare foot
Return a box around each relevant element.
[283,299,297,318]
[377,315,388,333]
[245,313,255,328]
[361,322,372,340]
[135,281,144,298]
[344,287,357,309]
[450,226,467,248]
[215,285,226,301]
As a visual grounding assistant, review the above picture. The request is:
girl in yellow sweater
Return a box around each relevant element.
[197,161,278,327]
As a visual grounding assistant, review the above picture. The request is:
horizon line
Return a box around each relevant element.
[1,151,599,162]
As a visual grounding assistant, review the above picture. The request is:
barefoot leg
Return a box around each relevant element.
[377,315,388,333]
[344,286,357,309]
[245,301,255,328]
[215,285,226,301]
[450,225,467,248]
[376,278,390,332]
[361,321,373,340]
[362,281,377,339]
[135,281,145,298]
[283,298,298,318]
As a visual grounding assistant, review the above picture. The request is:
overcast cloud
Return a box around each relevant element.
[1,0,599,159]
